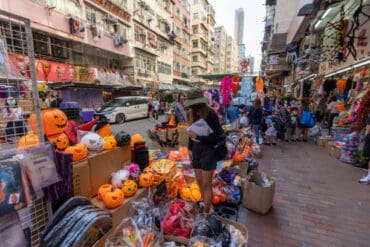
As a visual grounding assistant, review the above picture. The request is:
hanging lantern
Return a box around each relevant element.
[256,77,264,92]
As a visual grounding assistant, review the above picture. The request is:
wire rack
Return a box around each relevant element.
[0,9,47,247]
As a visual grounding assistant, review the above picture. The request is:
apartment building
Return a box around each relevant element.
[225,36,239,73]
[214,26,228,74]
[172,0,192,85]
[206,4,216,75]
[1,0,133,107]
[132,0,174,88]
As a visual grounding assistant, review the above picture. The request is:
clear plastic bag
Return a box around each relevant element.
[247,170,273,187]
[105,218,143,247]
[162,200,195,238]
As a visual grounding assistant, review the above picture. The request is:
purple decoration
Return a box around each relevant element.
[43,152,73,203]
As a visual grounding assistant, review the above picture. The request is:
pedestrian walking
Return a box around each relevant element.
[153,99,160,120]
[359,112,370,184]
[327,96,339,134]
[251,99,263,144]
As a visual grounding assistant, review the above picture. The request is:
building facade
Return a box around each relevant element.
[225,36,239,73]
[172,0,191,85]
[214,26,227,74]
[132,0,174,88]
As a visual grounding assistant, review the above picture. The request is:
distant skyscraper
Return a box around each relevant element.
[234,8,244,45]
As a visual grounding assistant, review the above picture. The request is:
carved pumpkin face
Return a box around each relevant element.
[18,132,40,149]
[64,143,88,161]
[212,194,220,205]
[115,131,131,146]
[122,180,138,197]
[103,135,117,150]
[79,132,104,151]
[97,124,111,138]
[103,188,124,209]
[98,184,113,200]
[139,172,153,187]
[48,133,69,150]
[29,109,68,136]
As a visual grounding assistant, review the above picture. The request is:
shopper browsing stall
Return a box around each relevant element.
[327,96,339,134]
[185,88,225,214]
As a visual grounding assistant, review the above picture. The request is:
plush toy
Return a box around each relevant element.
[128,163,141,183]
[111,169,130,188]
[78,130,105,152]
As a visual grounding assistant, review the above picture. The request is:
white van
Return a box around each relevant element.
[95,96,150,124]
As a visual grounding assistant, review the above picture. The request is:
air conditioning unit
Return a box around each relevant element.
[51,37,69,58]
[33,32,50,55]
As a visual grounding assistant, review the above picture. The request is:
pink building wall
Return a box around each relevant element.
[2,0,131,57]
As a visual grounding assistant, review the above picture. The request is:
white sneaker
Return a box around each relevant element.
[359,174,370,184]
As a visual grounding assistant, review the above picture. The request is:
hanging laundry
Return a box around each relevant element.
[91,24,101,41]
[68,18,85,34]
[114,35,124,47]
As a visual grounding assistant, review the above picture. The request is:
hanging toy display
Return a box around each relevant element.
[231,76,241,97]
[255,76,264,92]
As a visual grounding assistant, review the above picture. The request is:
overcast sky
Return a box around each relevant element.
[208,0,265,72]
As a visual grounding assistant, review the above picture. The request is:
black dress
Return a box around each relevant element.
[188,109,224,171]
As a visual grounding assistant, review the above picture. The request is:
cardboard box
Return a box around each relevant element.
[91,188,147,230]
[72,158,92,198]
[243,172,275,215]
[89,147,131,197]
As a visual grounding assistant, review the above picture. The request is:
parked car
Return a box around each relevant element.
[94,96,151,124]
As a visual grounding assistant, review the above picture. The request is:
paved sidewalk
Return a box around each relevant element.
[244,142,370,247]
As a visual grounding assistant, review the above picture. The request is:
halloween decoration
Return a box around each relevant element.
[95,118,111,138]
[130,134,145,148]
[79,131,104,152]
[103,135,117,150]
[63,143,88,161]
[48,133,69,150]
[98,184,113,200]
[115,131,131,146]
[122,180,138,197]
[128,163,141,183]
[111,169,130,188]
[18,132,40,149]
[29,109,68,136]
[139,172,153,187]
[103,188,124,209]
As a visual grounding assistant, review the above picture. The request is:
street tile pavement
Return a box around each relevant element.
[244,142,370,247]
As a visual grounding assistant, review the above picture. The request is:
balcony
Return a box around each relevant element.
[192,47,207,56]
[192,61,207,69]
[192,32,207,42]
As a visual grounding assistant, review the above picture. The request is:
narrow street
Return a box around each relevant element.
[246,143,370,247]
[113,118,370,246]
